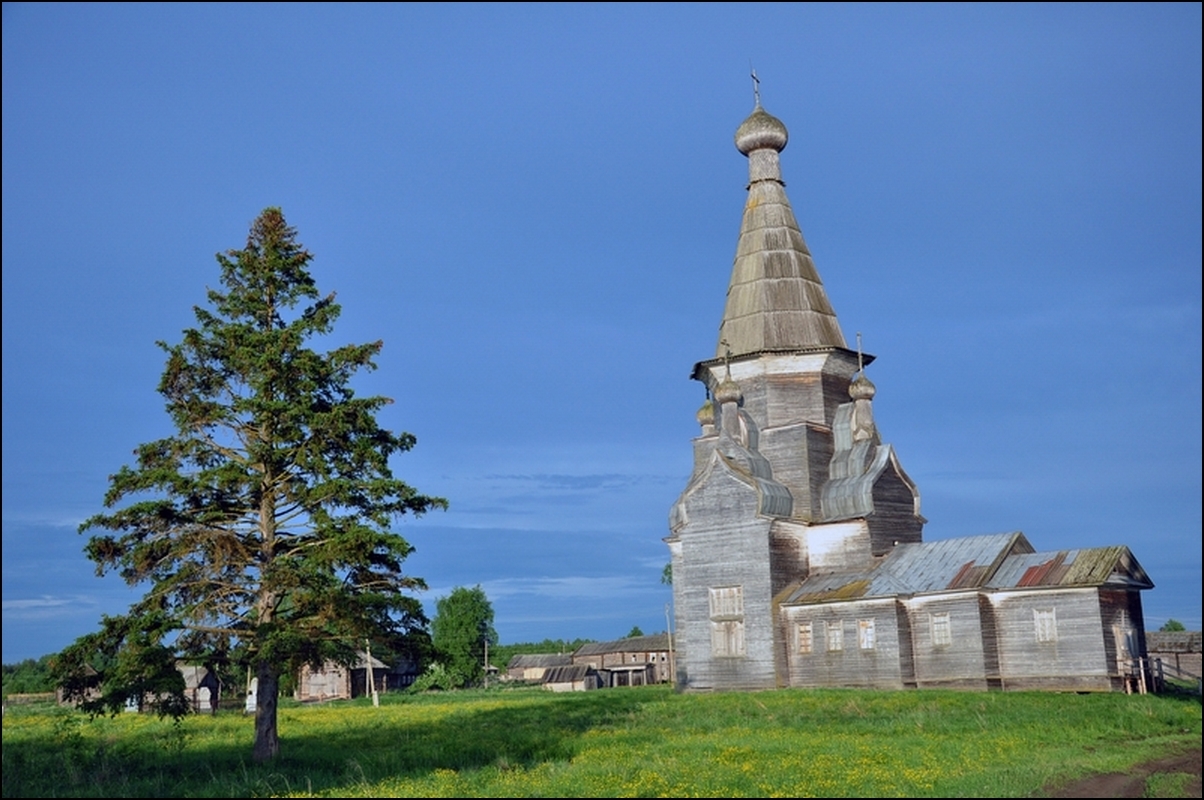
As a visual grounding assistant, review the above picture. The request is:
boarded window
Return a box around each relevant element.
[1034,608,1057,643]
[858,619,876,650]
[826,621,844,652]
[1112,626,1135,660]
[798,622,813,654]
[711,620,745,656]
[709,586,745,656]
[931,612,952,647]
[709,586,744,618]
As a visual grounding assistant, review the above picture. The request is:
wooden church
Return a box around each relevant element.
[666,97,1153,693]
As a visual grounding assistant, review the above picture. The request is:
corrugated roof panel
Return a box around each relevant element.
[947,561,991,590]
[878,532,1027,593]
[542,665,593,683]
[780,532,1032,606]
[986,546,1152,589]
[1018,552,1068,587]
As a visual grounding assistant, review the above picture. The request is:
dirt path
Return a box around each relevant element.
[1046,748,1202,798]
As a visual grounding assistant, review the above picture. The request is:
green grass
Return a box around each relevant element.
[1145,773,1195,798]
[3,685,1200,797]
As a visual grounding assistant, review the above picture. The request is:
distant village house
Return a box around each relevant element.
[295,653,420,702]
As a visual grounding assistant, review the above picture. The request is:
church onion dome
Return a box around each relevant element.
[696,398,716,426]
[714,375,742,405]
[849,372,877,401]
[735,105,788,155]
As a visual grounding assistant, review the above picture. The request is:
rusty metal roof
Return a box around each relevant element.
[986,546,1153,590]
[780,534,1153,608]
[879,532,1032,593]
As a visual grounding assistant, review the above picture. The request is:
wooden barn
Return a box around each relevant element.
[178,663,221,713]
[58,661,222,712]
[505,653,573,682]
[666,100,1154,694]
[1145,630,1202,690]
[55,663,102,707]
[572,634,673,686]
[295,653,418,701]
[542,664,600,692]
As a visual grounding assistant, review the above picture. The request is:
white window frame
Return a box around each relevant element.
[797,622,813,654]
[825,620,844,652]
[1034,608,1057,643]
[857,619,875,650]
[930,612,952,647]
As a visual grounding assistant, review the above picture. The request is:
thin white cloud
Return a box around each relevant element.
[428,575,650,603]
[0,512,90,530]
[2,595,98,620]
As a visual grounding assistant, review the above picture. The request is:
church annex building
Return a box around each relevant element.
[666,100,1152,693]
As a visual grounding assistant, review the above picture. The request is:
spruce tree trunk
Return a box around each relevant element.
[252,663,280,762]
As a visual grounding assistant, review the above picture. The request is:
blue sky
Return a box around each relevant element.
[3,3,1200,663]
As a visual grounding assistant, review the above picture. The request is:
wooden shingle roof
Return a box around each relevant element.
[714,104,847,359]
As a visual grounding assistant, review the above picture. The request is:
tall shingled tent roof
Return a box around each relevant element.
[716,101,847,358]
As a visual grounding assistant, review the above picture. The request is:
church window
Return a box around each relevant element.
[931,612,952,647]
[1034,608,1057,643]
[709,586,743,618]
[826,621,844,652]
[797,622,813,654]
[711,620,745,656]
[857,619,875,650]
[709,586,746,657]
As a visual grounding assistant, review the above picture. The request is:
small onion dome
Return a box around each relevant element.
[849,372,877,401]
[735,105,788,155]
[714,375,742,405]
[696,399,716,427]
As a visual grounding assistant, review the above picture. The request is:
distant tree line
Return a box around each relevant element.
[488,638,597,670]
[2,656,55,696]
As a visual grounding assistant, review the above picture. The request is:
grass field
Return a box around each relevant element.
[3,684,1200,797]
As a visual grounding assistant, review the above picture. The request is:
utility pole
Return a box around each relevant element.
[483,638,490,689]
[365,639,380,707]
[665,603,676,688]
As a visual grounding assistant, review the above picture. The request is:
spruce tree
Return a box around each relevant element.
[56,208,445,761]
